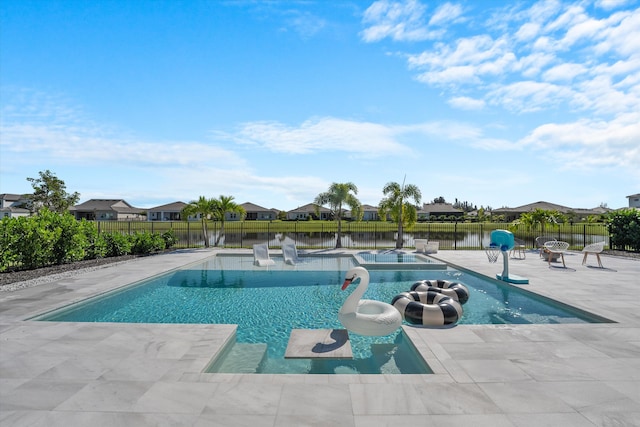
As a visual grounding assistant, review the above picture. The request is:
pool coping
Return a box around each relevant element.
[1,248,639,425]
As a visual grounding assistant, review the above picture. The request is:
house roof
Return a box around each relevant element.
[493,201,572,213]
[240,202,277,212]
[71,199,143,214]
[148,201,187,211]
[0,206,30,214]
[627,193,640,198]
[0,193,23,202]
[493,201,611,215]
[419,203,463,213]
[361,204,379,211]
[288,203,331,213]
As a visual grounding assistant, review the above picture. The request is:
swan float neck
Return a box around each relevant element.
[338,267,402,336]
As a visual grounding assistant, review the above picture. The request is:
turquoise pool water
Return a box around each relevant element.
[35,254,607,374]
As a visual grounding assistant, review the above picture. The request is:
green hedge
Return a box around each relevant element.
[606,209,640,252]
[0,211,177,272]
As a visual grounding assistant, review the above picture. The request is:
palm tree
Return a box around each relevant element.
[516,209,564,233]
[314,182,362,248]
[210,195,245,247]
[181,196,215,247]
[378,180,422,249]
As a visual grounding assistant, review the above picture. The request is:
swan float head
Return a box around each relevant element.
[338,266,402,336]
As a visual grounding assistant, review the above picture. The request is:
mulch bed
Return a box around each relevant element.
[0,255,139,287]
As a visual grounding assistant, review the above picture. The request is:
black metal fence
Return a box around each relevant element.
[95,221,611,251]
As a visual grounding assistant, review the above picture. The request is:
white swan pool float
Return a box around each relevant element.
[338,266,402,336]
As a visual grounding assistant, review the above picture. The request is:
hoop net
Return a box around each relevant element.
[485,245,500,263]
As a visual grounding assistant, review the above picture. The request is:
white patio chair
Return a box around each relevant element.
[414,239,428,253]
[535,236,556,258]
[253,243,275,266]
[282,241,299,265]
[543,241,570,267]
[582,242,605,268]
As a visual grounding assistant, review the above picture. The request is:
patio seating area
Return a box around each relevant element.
[1,248,639,426]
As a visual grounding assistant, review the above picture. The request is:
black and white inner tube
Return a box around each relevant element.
[411,279,470,304]
[391,291,463,326]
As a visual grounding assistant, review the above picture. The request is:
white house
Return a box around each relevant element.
[627,193,640,208]
[0,194,30,218]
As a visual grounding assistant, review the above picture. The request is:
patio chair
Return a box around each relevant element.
[535,236,556,257]
[582,241,605,268]
[253,243,275,266]
[510,238,526,259]
[543,241,570,267]
[414,239,428,253]
[282,241,299,265]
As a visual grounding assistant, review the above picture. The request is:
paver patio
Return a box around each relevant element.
[1,248,639,426]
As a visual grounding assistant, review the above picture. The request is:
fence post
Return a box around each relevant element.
[480,223,483,249]
[454,221,458,250]
[187,221,190,247]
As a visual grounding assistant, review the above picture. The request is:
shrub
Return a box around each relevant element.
[606,209,640,252]
[103,233,132,257]
[0,217,19,271]
[79,220,106,259]
[42,209,87,264]
[130,231,166,255]
[162,229,177,249]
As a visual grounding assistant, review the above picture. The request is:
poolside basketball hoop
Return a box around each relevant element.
[489,230,529,284]
[485,245,500,263]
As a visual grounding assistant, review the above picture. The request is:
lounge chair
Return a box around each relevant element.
[510,238,526,259]
[543,241,570,267]
[414,239,428,253]
[415,239,439,254]
[253,243,275,266]
[282,241,299,265]
[582,242,605,268]
[535,236,556,257]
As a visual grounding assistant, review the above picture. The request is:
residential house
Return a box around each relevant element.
[229,202,278,221]
[627,193,640,208]
[492,201,612,222]
[147,201,189,221]
[360,204,381,221]
[70,199,145,221]
[418,203,464,221]
[286,203,332,220]
[0,193,30,218]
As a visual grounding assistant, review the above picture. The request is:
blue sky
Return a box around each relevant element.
[1,0,638,211]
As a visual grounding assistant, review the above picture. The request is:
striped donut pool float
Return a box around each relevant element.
[391,280,469,326]
[411,280,470,304]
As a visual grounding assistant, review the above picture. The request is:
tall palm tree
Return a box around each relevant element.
[314,182,362,249]
[181,196,215,247]
[378,180,422,249]
[210,195,245,247]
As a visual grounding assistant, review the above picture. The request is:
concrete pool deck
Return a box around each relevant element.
[1,248,639,426]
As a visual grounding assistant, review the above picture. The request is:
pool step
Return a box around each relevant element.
[215,343,268,373]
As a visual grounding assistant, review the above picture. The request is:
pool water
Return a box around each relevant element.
[35,254,608,374]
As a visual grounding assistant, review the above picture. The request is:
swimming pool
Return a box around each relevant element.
[34,254,608,374]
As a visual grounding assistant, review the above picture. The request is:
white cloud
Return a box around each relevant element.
[487,81,574,112]
[447,96,485,110]
[229,117,413,157]
[593,10,640,56]
[596,0,633,10]
[542,62,588,81]
[515,22,541,41]
[519,112,640,170]
[361,0,439,42]
[428,2,463,26]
